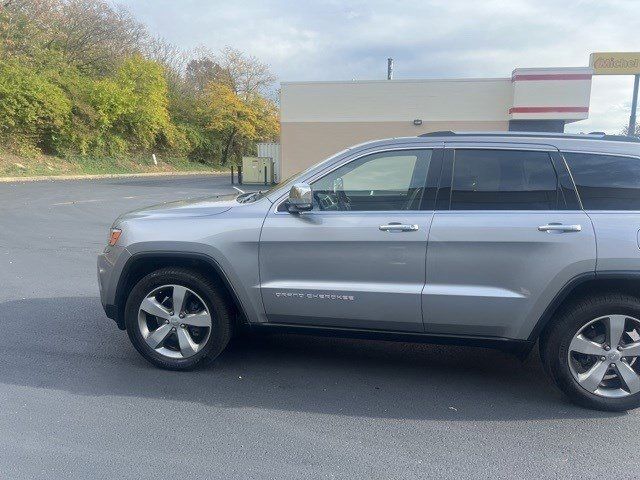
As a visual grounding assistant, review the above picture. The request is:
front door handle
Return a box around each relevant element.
[379,223,419,232]
[538,224,582,232]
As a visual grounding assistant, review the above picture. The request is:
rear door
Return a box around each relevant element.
[259,147,442,332]
[423,144,596,339]
[562,151,640,272]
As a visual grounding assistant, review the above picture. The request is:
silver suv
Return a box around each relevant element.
[98,131,640,411]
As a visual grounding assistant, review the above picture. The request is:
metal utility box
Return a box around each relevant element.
[257,142,281,181]
[241,156,274,184]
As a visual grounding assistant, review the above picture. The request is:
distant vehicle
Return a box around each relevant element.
[98,131,640,411]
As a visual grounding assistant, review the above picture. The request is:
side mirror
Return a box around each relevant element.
[288,183,313,213]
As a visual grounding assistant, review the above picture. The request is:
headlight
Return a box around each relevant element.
[108,228,122,246]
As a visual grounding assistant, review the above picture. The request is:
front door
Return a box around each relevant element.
[260,148,442,332]
[423,146,596,339]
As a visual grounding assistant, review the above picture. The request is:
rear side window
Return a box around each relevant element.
[563,152,640,210]
[450,149,560,210]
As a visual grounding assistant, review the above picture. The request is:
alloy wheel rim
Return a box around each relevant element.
[137,284,212,359]
[568,314,640,398]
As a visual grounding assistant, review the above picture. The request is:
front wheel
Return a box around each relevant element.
[541,293,640,411]
[124,267,232,370]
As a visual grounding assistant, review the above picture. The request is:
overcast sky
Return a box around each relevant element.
[118,0,640,133]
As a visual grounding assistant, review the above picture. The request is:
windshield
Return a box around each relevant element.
[236,148,352,203]
[235,174,300,203]
[264,172,304,194]
[234,164,322,203]
[262,148,352,201]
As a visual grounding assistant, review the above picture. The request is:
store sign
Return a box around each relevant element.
[590,52,640,75]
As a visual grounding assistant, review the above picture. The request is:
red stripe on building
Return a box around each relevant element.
[509,106,589,114]
[512,74,593,81]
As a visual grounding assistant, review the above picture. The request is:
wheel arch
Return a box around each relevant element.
[113,252,249,330]
[530,271,640,341]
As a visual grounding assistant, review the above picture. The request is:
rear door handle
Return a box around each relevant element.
[379,223,419,232]
[538,224,582,232]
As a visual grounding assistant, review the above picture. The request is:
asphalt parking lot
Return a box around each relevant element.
[0,174,636,479]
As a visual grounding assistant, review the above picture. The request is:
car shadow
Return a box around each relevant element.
[0,296,626,421]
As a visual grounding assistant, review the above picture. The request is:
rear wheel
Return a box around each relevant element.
[124,267,232,370]
[541,293,640,411]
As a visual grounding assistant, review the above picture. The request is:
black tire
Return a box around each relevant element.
[540,292,640,411]
[124,267,232,370]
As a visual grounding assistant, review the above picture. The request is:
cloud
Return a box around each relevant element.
[117,0,640,133]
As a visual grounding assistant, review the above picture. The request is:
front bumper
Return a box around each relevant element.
[97,245,130,329]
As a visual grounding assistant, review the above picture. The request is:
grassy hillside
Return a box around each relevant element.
[0,152,222,178]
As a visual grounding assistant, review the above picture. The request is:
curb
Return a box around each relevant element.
[0,170,227,183]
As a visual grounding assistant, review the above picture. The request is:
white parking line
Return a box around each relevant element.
[52,195,142,206]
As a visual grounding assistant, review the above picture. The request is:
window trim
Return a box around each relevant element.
[441,147,569,212]
[560,150,640,212]
[550,151,582,210]
[274,146,443,214]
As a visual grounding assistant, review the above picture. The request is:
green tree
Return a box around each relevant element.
[0,59,71,155]
[0,0,280,165]
[114,55,172,150]
[50,55,174,157]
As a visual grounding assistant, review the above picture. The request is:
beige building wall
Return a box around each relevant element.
[280,120,509,178]
[279,70,594,178]
[281,79,513,123]
[280,78,514,178]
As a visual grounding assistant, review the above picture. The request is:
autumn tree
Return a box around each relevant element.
[198,82,278,164]
[186,57,225,93]
[187,47,278,164]
[219,47,276,98]
[2,0,145,73]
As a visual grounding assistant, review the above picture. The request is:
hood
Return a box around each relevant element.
[117,193,238,222]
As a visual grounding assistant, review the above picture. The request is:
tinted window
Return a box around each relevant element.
[450,149,560,210]
[563,152,640,210]
[311,149,432,211]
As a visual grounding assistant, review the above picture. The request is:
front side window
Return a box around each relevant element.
[563,152,640,210]
[311,149,432,211]
[450,149,560,210]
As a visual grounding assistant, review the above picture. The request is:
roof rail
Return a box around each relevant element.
[417,131,640,143]
[419,131,456,137]
[597,134,640,142]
